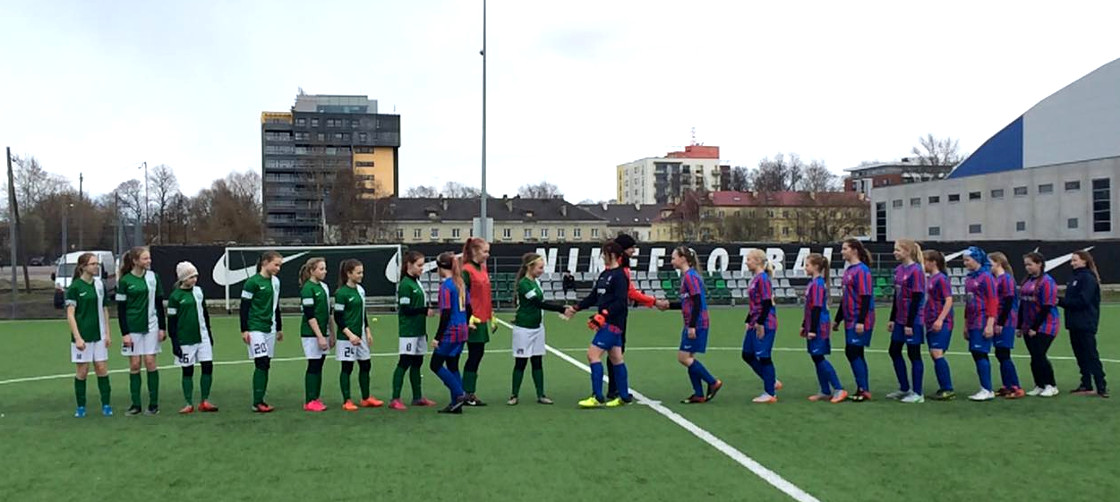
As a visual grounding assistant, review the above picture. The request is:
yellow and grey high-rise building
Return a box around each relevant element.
[261,93,400,243]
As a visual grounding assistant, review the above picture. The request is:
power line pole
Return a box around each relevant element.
[7,147,16,311]
[78,172,83,249]
[478,0,490,241]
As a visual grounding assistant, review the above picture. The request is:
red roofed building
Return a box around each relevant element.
[653,190,870,243]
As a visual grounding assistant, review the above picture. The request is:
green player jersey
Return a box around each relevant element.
[116,270,162,334]
[242,273,280,333]
[334,284,367,339]
[514,277,546,328]
[397,274,427,337]
[300,280,331,337]
[168,286,208,345]
[66,277,109,342]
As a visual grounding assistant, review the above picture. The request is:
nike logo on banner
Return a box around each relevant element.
[1041,247,1094,272]
[212,252,310,287]
[943,250,968,262]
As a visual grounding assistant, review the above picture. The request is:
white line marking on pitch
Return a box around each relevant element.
[494,318,819,502]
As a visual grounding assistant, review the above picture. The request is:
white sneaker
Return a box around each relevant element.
[1040,385,1060,397]
[969,389,995,401]
[1027,386,1044,397]
[886,390,909,400]
[901,393,925,404]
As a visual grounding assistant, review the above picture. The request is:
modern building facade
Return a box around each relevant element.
[871,57,1120,242]
[617,145,730,205]
[843,159,952,196]
[261,93,401,244]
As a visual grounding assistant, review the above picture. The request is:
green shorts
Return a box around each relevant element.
[468,322,491,344]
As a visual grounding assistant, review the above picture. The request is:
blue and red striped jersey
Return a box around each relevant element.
[1020,274,1060,336]
[747,271,777,330]
[679,269,710,330]
[892,262,926,326]
[964,270,998,331]
[841,263,875,330]
[802,276,830,337]
[438,278,470,343]
[924,272,953,332]
[995,272,1018,329]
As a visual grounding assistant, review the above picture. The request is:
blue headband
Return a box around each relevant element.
[966,246,990,273]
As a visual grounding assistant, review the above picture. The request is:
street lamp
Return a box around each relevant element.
[137,161,148,243]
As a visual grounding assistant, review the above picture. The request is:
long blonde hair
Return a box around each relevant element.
[514,253,544,307]
[118,246,148,278]
[748,248,774,276]
[673,246,701,273]
[896,239,922,264]
[989,252,1013,279]
[806,253,829,283]
[299,257,326,287]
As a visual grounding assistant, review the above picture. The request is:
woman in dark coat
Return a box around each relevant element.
[1058,250,1107,398]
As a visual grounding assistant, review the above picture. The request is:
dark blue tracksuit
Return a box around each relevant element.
[1058,267,1106,392]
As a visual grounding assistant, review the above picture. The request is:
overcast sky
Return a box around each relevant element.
[2,0,1118,203]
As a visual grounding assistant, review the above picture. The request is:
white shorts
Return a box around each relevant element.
[121,331,162,357]
[175,339,214,367]
[336,338,371,362]
[247,331,276,360]
[511,325,546,358]
[399,336,427,356]
[71,339,109,363]
[301,337,333,359]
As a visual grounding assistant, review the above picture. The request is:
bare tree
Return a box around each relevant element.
[803,207,869,243]
[112,180,144,226]
[719,210,770,241]
[801,160,839,192]
[148,164,179,243]
[405,185,439,198]
[517,181,563,199]
[911,134,964,166]
[753,153,804,192]
[191,172,263,244]
[10,155,70,210]
[441,182,481,199]
[729,166,752,192]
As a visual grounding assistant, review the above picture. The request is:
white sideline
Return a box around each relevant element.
[494,318,819,502]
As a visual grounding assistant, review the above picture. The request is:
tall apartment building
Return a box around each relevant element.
[617,144,730,205]
[261,93,401,244]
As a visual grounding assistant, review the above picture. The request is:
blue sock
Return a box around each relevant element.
[590,362,604,401]
[813,360,831,395]
[1001,359,1021,388]
[436,367,464,400]
[822,359,843,391]
[853,357,870,391]
[911,356,924,396]
[934,357,953,391]
[691,359,716,385]
[976,356,992,391]
[891,352,910,392]
[615,363,631,400]
[687,364,704,397]
[761,362,776,395]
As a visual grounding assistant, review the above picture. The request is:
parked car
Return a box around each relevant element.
[29,256,47,266]
[53,250,116,309]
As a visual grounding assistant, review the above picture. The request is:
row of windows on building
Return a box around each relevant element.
[402,227,602,240]
[264,145,363,156]
[294,117,364,128]
[892,179,1107,208]
[927,218,1087,237]
[269,131,376,143]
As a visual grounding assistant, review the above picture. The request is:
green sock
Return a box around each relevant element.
[75,378,87,408]
[305,371,315,403]
[511,369,525,397]
[340,370,351,401]
[409,364,422,400]
[147,370,159,407]
[200,373,212,401]
[392,365,407,400]
[359,367,371,400]
[532,368,545,398]
[182,374,193,406]
[97,375,111,406]
[129,372,142,407]
[252,368,268,405]
[463,371,478,394]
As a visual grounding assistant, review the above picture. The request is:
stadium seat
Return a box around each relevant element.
[780,279,792,289]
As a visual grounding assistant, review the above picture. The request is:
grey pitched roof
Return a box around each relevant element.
[578,203,662,226]
[386,197,605,222]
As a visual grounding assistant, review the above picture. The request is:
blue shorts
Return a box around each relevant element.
[967,329,992,353]
[807,336,831,356]
[890,324,925,345]
[592,327,623,350]
[845,327,872,347]
[743,327,777,359]
[926,325,952,350]
[994,325,1016,349]
[434,340,464,357]
[679,327,709,354]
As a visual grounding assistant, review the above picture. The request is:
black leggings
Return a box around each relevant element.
[464,342,485,372]
[306,356,325,374]
[995,347,1012,363]
[397,354,424,369]
[1024,334,1056,387]
[513,355,544,372]
[254,356,271,371]
[430,353,462,373]
[845,345,865,362]
[180,361,213,378]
